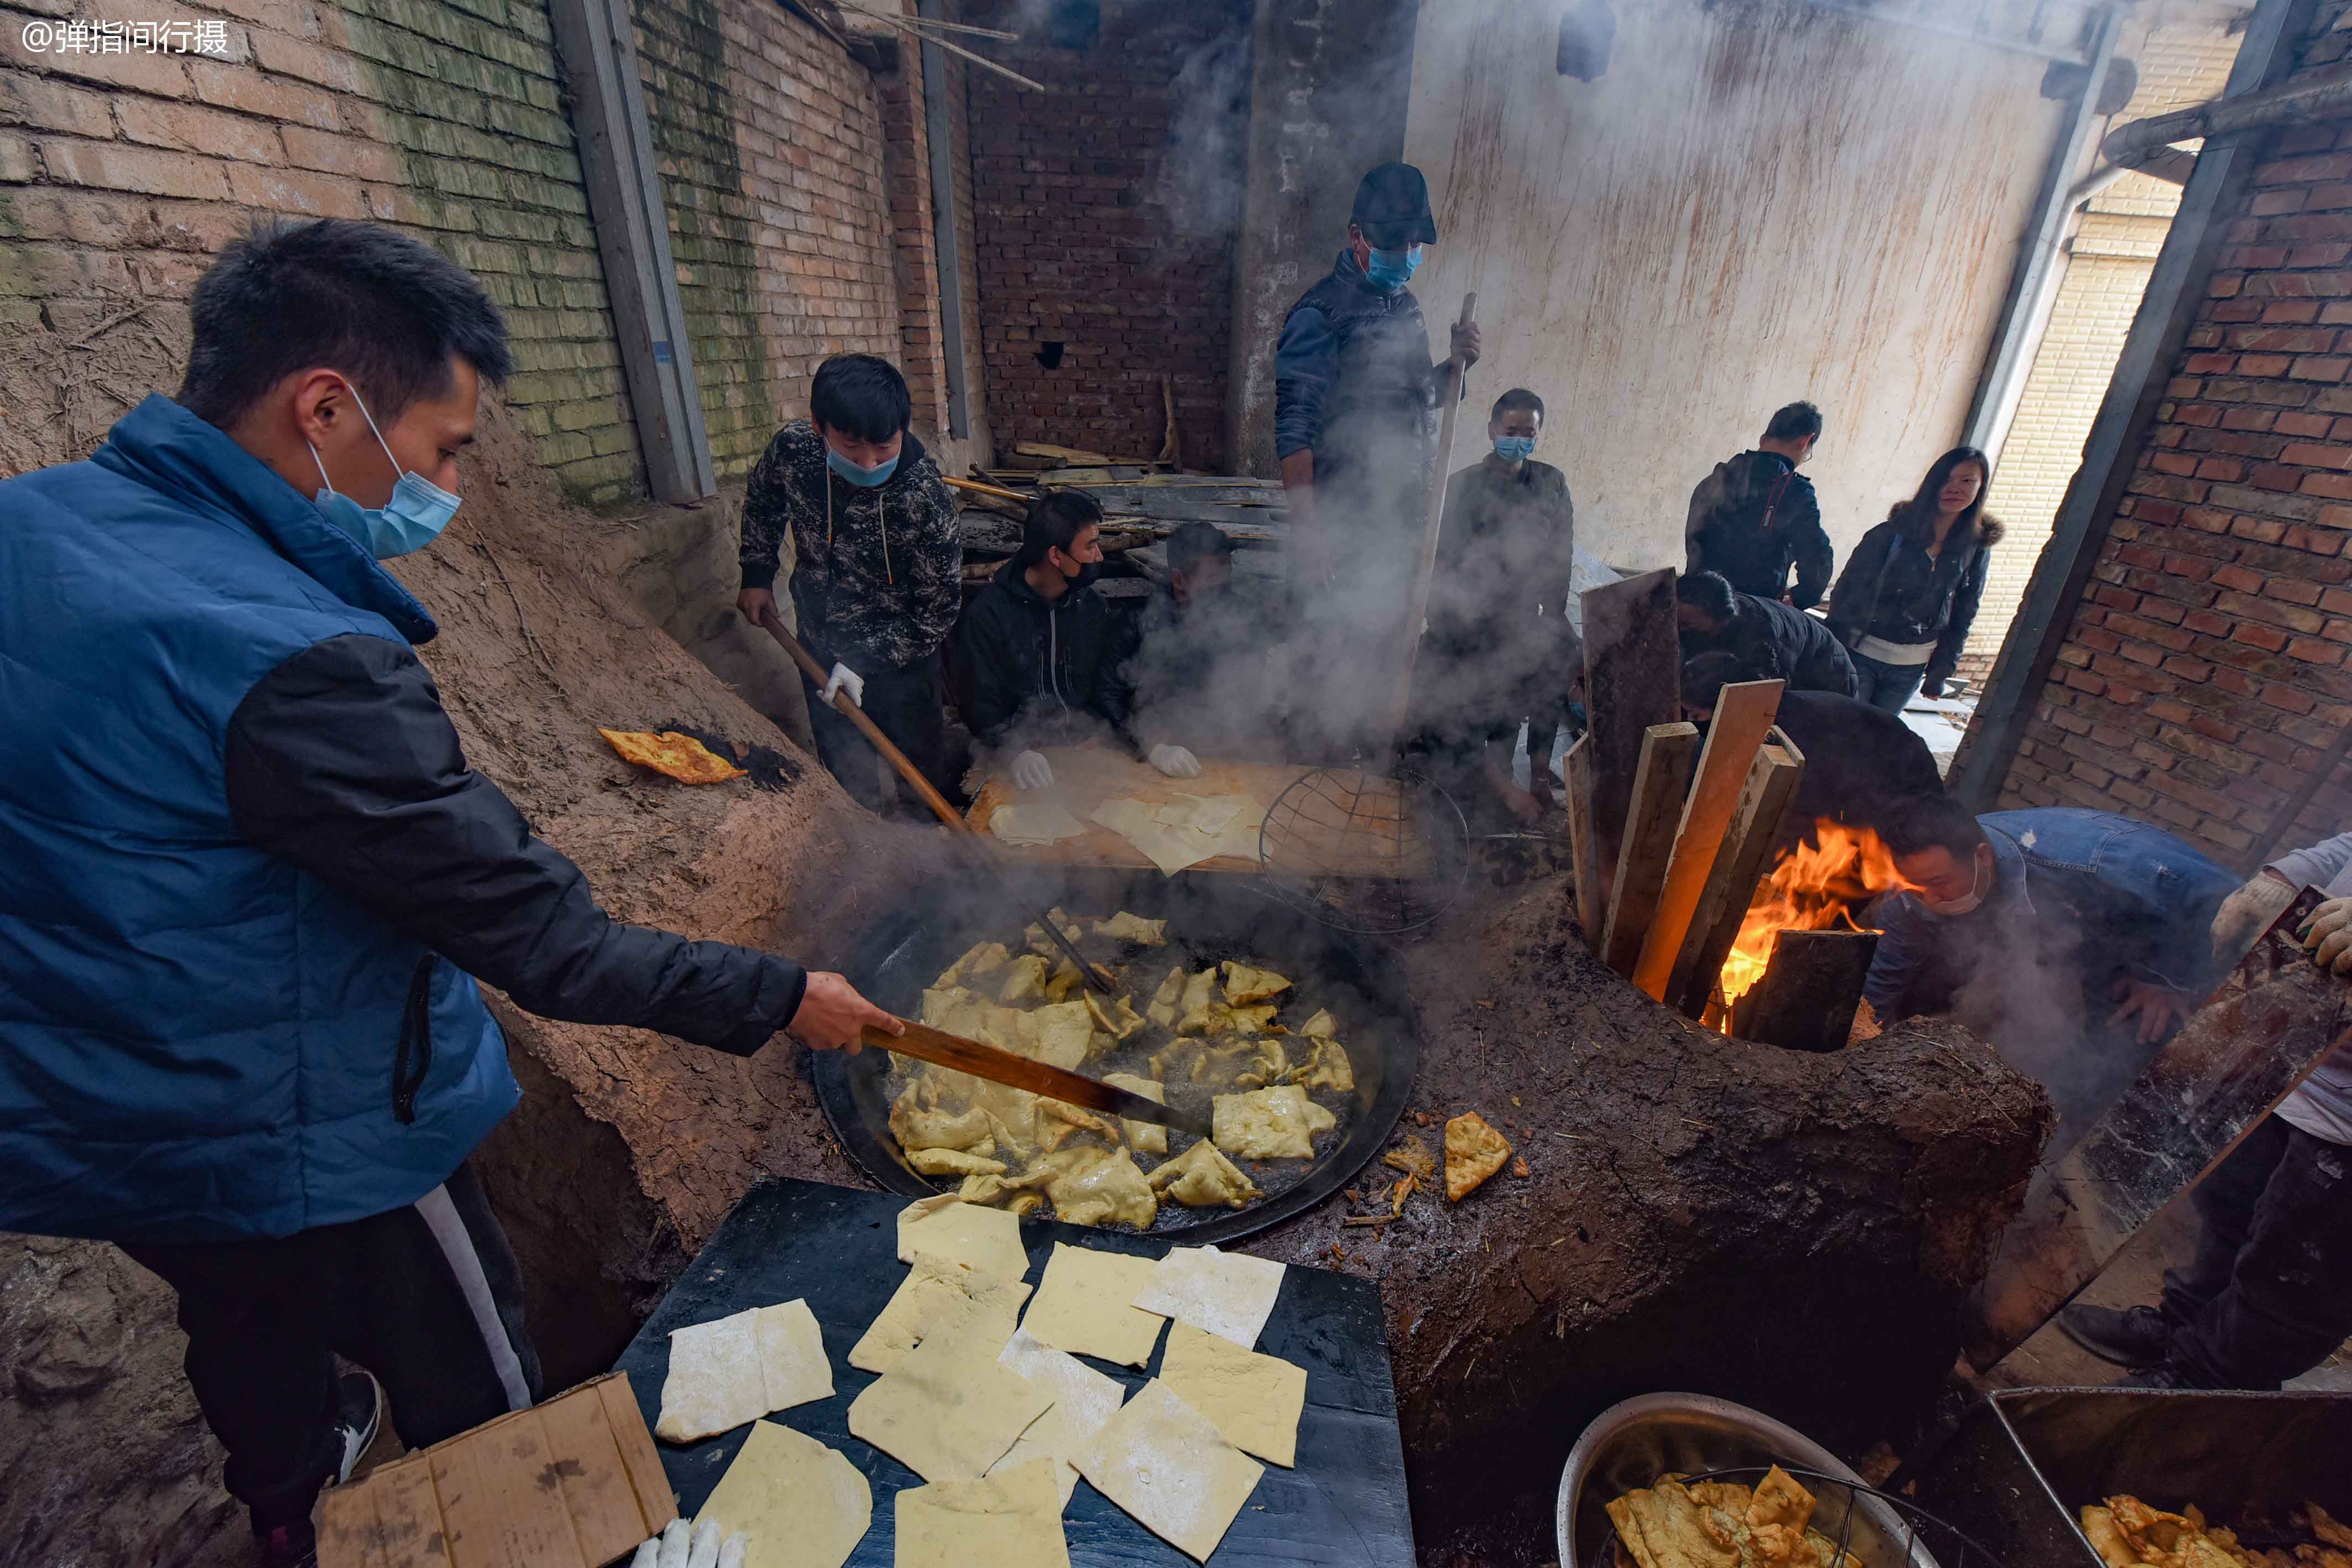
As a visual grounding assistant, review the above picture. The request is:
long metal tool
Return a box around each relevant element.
[756,610,1123,998]
[1962,882,2352,1368]
[865,1020,1211,1136]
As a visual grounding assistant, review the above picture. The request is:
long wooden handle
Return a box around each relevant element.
[868,1020,1213,1137]
[754,609,1127,1000]
[1386,291,1478,747]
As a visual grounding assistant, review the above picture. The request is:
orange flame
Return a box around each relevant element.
[1716,822,1906,1020]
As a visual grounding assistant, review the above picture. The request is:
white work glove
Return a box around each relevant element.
[2302,895,2352,975]
[1148,743,1201,779]
[1012,750,1054,790]
[818,660,863,708]
[634,1519,746,1568]
[2213,869,2290,957]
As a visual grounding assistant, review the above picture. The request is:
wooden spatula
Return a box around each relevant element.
[863,1019,1212,1137]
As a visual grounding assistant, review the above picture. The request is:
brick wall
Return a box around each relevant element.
[1994,23,2352,861]
[0,0,648,499]
[1960,19,2241,686]
[963,0,1247,468]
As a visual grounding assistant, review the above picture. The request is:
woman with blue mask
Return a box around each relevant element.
[736,354,965,816]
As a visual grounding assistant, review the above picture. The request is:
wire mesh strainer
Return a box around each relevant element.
[1257,765,1471,934]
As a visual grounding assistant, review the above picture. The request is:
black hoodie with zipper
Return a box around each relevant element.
[952,558,1136,748]
[1684,450,1834,608]
[1825,503,2006,691]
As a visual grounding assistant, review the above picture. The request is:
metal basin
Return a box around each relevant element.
[809,866,1420,1246]
[1558,1394,1941,1568]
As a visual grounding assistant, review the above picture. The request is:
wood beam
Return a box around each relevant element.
[1664,740,1805,1018]
[1631,680,1784,1001]
[1729,928,1879,1051]
[1599,721,1700,978]
[1579,569,1680,898]
[1562,733,1602,940]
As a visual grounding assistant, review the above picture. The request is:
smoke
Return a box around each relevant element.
[1155,27,1254,244]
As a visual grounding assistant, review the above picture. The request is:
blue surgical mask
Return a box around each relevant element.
[1494,435,1536,463]
[308,382,460,559]
[1365,243,1422,291]
[826,445,899,488]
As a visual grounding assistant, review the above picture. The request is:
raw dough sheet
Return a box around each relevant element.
[846,1292,1055,1482]
[849,1258,1031,1376]
[693,1419,872,1568]
[1159,1322,1307,1467]
[893,1457,1069,1568]
[657,1298,833,1442]
[1019,1241,1167,1368]
[1131,1244,1286,1349]
[987,1326,1127,1504]
[894,1195,1031,1283]
[1074,1379,1265,1563]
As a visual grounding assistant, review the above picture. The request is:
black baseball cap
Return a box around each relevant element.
[1350,162,1437,249]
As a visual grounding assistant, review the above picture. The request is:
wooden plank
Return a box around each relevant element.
[535,1380,654,1565]
[1631,680,1784,1001]
[1729,928,1879,1051]
[1664,741,1805,1018]
[596,1373,678,1535]
[1562,734,1603,940]
[1579,569,1681,899]
[1599,722,1701,978]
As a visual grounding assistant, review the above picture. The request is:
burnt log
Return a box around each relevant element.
[1246,878,2052,1561]
[1730,928,1879,1051]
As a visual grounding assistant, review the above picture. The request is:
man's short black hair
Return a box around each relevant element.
[810,354,912,442]
[1881,793,1984,860]
[1677,570,1737,624]
[1765,400,1823,444]
[179,218,511,430]
[1490,388,1545,425]
[1019,490,1104,569]
[1680,651,1744,711]
[1167,520,1233,577]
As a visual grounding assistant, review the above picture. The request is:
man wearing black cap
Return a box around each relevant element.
[1273,161,1480,753]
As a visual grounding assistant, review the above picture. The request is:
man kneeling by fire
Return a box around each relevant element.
[1862,796,2239,1140]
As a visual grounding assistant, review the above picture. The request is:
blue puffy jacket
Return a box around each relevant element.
[1,397,810,1242]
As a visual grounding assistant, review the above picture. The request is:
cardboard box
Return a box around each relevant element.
[318,1372,674,1568]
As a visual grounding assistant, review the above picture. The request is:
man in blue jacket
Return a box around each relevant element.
[1864,797,2237,1146]
[0,218,899,1566]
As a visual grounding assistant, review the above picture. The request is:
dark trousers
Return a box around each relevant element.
[2159,1114,2352,1388]
[121,1163,543,1531]
[801,649,951,817]
[1851,652,1927,715]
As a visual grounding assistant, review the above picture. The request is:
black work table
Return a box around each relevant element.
[611,1176,1415,1566]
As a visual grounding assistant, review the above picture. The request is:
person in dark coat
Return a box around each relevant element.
[1675,569,1857,697]
[0,219,898,1567]
[1864,796,2237,1148]
[1273,160,1480,753]
[1679,652,1940,856]
[953,490,1145,790]
[1685,400,1834,608]
[1825,446,2004,715]
[736,354,963,815]
[1410,387,1583,827]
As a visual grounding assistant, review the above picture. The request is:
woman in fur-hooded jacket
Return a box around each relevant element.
[1825,445,2004,713]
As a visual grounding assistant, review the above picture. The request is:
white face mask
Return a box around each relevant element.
[1917,847,1991,918]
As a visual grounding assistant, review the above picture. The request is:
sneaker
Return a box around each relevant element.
[255,1520,317,1568]
[2058,1304,2173,1368]
[332,1369,386,1484]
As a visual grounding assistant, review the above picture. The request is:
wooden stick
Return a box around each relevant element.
[1383,293,1476,749]
[1729,929,1879,1051]
[1579,568,1681,902]
[870,1021,1211,1135]
[1157,373,1180,468]
[1664,741,1805,1018]
[1631,679,1784,1001]
[836,0,1047,91]
[1562,733,1604,940]
[945,474,1033,502]
[754,610,1123,998]
[1600,722,1701,978]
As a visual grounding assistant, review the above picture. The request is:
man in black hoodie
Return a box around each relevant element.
[737,355,963,814]
[953,491,1145,790]
[1676,570,1857,697]
[1685,400,1834,608]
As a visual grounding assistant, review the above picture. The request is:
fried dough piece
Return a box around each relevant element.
[1220,961,1292,1005]
[1086,992,1146,1042]
[1444,1111,1511,1201]
[1382,1134,1436,1182]
[1174,969,1222,1035]
[909,1146,1007,1177]
[1102,1072,1168,1155]
[597,728,747,784]
[1039,1098,1115,1138]
[998,954,1049,1004]
[1018,1001,1096,1069]
[1213,1086,1319,1159]
[1147,1140,1263,1208]
[892,1096,995,1153]
[2308,1507,2352,1552]
[1043,960,1084,1003]
[1297,1008,1337,1040]
[1094,911,1168,946]
[1146,966,1187,1029]
[939,941,1010,987]
[1298,1038,1354,1093]
[1748,1467,1815,1536]
[1040,1145,1157,1228]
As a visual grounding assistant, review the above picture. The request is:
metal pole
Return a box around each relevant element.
[1962,4,2121,460]
[917,0,972,441]
[1950,0,2324,812]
